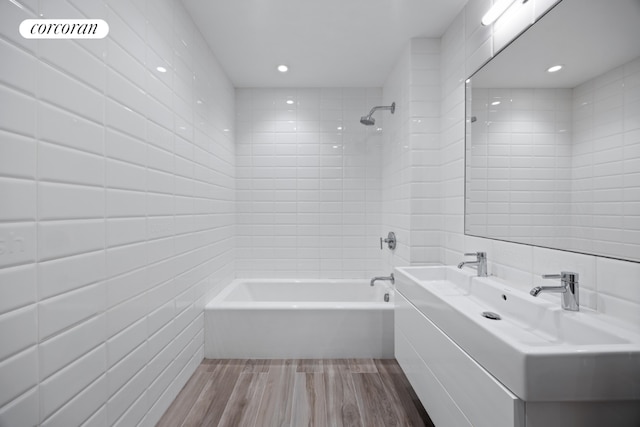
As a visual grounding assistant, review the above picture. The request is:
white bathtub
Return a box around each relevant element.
[204,279,394,358]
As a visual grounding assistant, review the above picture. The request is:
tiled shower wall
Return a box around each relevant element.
[441,0,640,327]
[235,88,384,278]
[381,38,442,272]
[381,45,412,267]
[0,0,235,425]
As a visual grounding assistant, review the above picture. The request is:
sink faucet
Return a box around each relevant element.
[371,273,394,287]
[457,252,488,277]
[530,271,579,311]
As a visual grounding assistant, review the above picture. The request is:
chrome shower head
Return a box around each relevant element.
[360,115,376,126]
[359,102,395,126]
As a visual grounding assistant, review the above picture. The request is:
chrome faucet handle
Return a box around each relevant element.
[464,251,485,258]
[542,272,579,282]
[380,232,397,250]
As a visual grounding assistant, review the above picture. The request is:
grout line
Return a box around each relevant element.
[33,15,42,421]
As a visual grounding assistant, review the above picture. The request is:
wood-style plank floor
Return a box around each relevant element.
[157,359,434,427]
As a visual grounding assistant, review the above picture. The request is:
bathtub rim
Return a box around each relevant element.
[206,278,394,310]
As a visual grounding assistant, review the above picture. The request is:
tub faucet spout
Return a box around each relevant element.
[371,273,395,287]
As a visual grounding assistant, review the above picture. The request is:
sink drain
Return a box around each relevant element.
[481,311,501,320]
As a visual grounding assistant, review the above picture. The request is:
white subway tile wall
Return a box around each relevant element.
[0,1,235,427]
[408,39,443,265]
[382,44,413,269]
[442,0,640,327]
[235,88,384,279]
[381,38,442,271]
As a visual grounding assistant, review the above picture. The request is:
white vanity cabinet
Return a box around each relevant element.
[393,266,640,427]
[395,291,524,427]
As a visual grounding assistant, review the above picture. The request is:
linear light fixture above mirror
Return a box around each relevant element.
[481,0,525,26]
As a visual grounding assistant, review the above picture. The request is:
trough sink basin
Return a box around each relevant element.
[395,265,640,402]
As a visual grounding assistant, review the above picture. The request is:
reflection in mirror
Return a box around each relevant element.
[465,0,640,262]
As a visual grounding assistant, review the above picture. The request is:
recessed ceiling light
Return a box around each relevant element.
[547,65,563,73]
[156,66,167,73]
[491,101,501,106]
[277,65,289,73]
[286,99,294,105]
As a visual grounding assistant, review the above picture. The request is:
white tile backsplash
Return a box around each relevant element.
[597,257,640,304]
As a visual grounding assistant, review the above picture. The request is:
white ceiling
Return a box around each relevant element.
[181,0,467,88]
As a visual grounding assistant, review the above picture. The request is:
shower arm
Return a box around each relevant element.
[365,103,395,117]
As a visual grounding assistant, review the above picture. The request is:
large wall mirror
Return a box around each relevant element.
[465,0,640,262]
